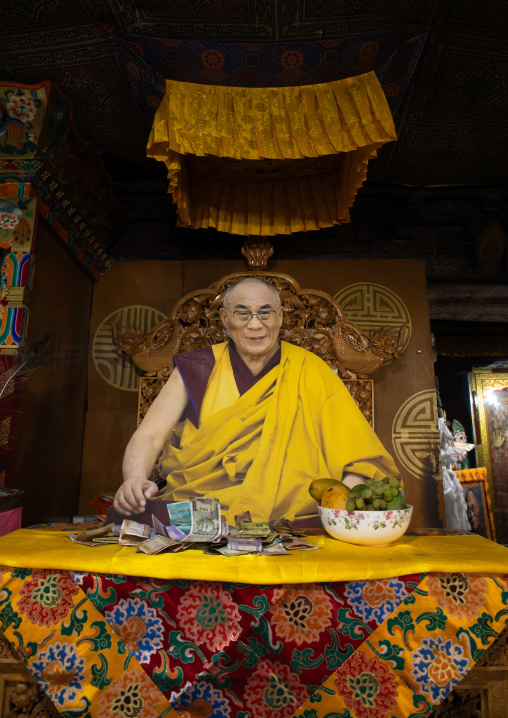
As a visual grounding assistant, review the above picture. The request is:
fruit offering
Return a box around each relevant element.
[309,475,406,513]
[344,475,406,513]
[320,483,350,510]
[308,478,342,502]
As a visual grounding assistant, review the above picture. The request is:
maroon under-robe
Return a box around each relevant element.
[174,341,281,427]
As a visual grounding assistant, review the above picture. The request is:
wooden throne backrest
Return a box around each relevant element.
[112,250,408,427]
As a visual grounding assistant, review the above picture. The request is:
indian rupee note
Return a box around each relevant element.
[260,543,290,555]
[137,535,180,554]
[234,510,252,529]
[67,523,115,546]
[227,537,262,553]
[167,501,192,533]
[282,536,321,550]
[217,547,252,557]
[186,498,221,543]
[119,520,152,546]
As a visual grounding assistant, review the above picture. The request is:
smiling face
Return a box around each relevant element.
[220,280,282,365]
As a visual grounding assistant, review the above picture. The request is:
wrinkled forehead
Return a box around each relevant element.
[224,282,281,309]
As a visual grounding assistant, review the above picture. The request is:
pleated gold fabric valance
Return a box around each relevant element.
[147,72,397,236]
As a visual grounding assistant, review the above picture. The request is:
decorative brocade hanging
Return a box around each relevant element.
[147,72,397,236]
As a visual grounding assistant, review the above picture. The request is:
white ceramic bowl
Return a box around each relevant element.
[318,504,413,547]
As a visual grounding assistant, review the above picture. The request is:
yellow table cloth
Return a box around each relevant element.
[0,527,507,583]
[0,528,507,718]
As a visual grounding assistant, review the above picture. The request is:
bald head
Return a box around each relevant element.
[223,278,281,309]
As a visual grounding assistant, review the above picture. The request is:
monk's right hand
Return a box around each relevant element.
[113,478,158,516]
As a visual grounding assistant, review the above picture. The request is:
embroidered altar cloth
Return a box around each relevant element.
[1,528,508,717]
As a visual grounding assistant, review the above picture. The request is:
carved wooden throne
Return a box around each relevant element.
[112,239,408,425]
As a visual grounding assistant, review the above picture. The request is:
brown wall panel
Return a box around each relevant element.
[80,411,137,510]
[13,223,92,525]
[81,258,439,527]
[87,261,184,413]
[80,261,184,512]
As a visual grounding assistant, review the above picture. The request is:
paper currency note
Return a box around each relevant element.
[137,535,179,555]
[151,514,187,541]
[68,523,115,546]
[234,510,252,528]
[282,536,321,550]
[239,522,271,537]
[119,520,152,546]
[227,537,262,553]
[121,520,152,538]
[152,514,167,537]
[260,543,290,555]
[271,518,306,536]
[166,523,188,540]
[241,522,269,531]
[185,498,221,543]
[167,501,192,532]
[217,547,253,557]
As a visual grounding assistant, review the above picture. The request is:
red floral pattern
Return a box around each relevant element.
[17,570,80,627]
[270,584,333,645]
[244,660,309,718]
[334,651,398,718]
[177,581,242,651]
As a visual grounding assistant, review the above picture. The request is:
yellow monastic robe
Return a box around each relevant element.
[158,341,398,524]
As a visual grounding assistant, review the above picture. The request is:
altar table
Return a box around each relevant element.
[0,525,507,718]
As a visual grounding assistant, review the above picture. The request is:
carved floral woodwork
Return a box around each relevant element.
[112,270,408,380]
[112,255,408,427]
[0,632,59,717]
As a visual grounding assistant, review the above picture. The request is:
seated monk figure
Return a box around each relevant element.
[114,278,399,523]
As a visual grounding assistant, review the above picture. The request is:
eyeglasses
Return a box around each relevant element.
[224,308,279,323]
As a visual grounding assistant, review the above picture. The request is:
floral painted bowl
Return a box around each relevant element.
[318,504,413,547]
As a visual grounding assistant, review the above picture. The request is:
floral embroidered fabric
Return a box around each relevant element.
[0,563,507,717]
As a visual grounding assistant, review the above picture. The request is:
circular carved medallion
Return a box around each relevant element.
[334,283,412,360]
[392,389,440,480]
[93,305,166,391]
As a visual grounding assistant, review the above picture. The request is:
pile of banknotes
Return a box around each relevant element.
[69,497,321,556]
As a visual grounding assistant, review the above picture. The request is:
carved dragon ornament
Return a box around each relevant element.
[111,271,408,382]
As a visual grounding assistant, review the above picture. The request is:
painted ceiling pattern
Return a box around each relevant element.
[0,0,507,185]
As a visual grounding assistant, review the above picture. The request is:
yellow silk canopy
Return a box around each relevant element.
[147,72,397,236]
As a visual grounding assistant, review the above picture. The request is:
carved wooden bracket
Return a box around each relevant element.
[241,237,274,270]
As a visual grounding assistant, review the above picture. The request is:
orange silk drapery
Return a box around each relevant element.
[147,73,397,236]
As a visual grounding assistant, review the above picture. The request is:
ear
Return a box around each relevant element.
[219,307,228,328]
